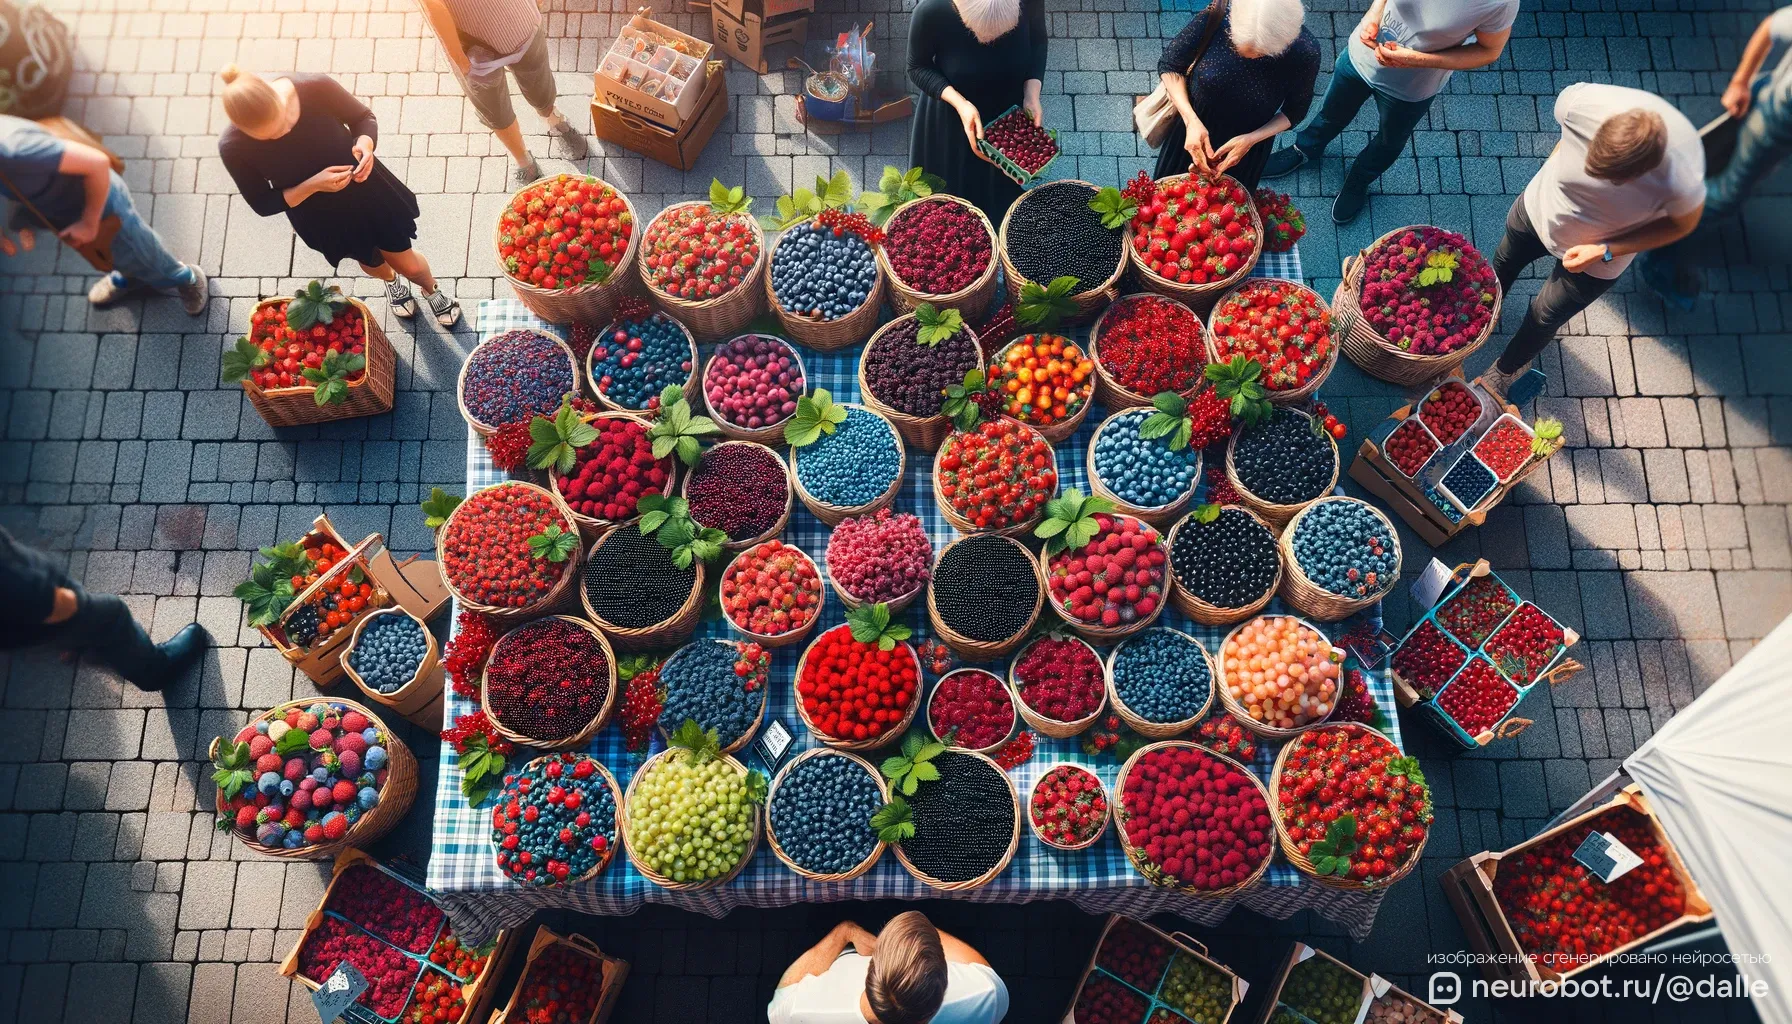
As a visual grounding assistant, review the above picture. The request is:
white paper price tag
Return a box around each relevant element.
[1411,559,1455,610]
[1573,830,1642,882]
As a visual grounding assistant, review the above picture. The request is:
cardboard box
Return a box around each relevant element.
[1060,915,1247,1024]
[714,0,813,24]
[592,58,728,170]
[595,11,713,129]
[490,927,629,1024]
[709,3,808,74]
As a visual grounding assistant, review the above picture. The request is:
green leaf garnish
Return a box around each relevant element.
[1015,275,1080,330]
[647,385,719,467]
[1308,812,1360,877]
[1087,186,1138,230]
[870,797,916,843]
[857,165,946,225]
[913,303,964,347]
[298,349,366,407]
[783,387,848,447]
[1204,357,1272,427]
[421,487,463,530]
[210,740,255,800]
[708,178,752,216]
[938,367,991,431]
[1034,488,1116,554]
[285,280,349,331]
[669,718,723,764]
[1415,250,1459,288]
[1191,502,1222,525]
[527,397,600,474]
[1138,391,1194,451]
[233,562,297,628]
[879,734,945,797]
[527,524,579,563]
[221,336,272,384]
[274,726,314,757]
[845,602,911,652]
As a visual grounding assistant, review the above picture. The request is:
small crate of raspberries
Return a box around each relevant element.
[977,105,1060,186]
[1064,913,1246,1024]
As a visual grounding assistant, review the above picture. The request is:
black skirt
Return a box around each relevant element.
[287,163,422,268]
[1152,119,1272,190]
[909,94,1024,227]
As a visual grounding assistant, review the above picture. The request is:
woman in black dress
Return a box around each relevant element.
[1154,0,1319,189]
[907,0,1047,222]
[216,65,460,326]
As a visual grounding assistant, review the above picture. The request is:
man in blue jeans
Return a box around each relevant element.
[1641,7,1792,310]
[0,114,208,315]
[1262,0,1518,224]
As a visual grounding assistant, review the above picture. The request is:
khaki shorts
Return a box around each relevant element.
[462,26,556,130]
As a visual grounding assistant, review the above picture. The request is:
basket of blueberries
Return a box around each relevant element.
[341,608,444,726]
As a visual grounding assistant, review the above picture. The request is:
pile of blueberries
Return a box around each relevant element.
[1290,500,1398,599]
[657,640,763,749]
[795,408,901,507]
[1112,628,1212,724]
[461,329,575,428]
[588,313,693,410]
[1441,453,1497,508]
[489,753,618,886]
[1093,409,1200,509]
[768,752,883,875]
[771,224,878,322]
[347,613,428,693]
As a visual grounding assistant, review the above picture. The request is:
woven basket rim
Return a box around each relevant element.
[878,194,1001,307]
[1104,626,1216,735]
[699,334,807,437]
[890,749,1020,890]
[764,226,887,349]
[762,747,890,882]
[1164,505,1283,617]
[718,540,826,646]
[1112,739,1274,896]
[494,172,640,296]
[457,327,581,435]
[339,605,438,704]
[679,438,793,550]
[1087,291,1210,409]
[930,419,1055,536]
[491,753,625,885]
[1025,760,1111,852]
[989,334,1096,431]
[1342,223,1504,366]
[480,614,620,749]
[1214,614,1345,738]
[1007,632,1109,734]
[623,746,761,890]
[578,526,706,639]
[924,667,1018,755]
[792,626,922,749]
[241,294,381,399]
[586,310,699,413]
[638,202,767,311]
[926,533,1046,653]
[436,480,579,617]
[1126,171,1264,298]
[1267,721,1427,890]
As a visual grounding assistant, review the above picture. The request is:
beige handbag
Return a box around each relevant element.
[1134,0,1229,148]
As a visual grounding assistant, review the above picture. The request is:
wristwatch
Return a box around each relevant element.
[1601,245,1613,263]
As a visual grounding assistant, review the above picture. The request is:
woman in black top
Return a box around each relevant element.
[907,0,1048,222]
[1154,0,1319,189]
[216,65,461,326]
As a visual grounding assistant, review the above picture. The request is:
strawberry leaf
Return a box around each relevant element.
[1016,276,1081,329]
[1192,502,1222,524]
[221,336,272,384]
[783,388,848,447]
[669,718,722,764]
[420,487,462,530]
[870,797,915,843]
[708,178,752,216]
[527,524,578,563]
[646,385,718,467]
[285,280,348,331]
[1034,488,1115,554]
[845,602,909,651]
[939,368,990,430]
[1087,186,1138,230]
[913,303,964,347]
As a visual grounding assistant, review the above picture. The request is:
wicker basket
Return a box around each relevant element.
[495,173,642,325]
[209,698,417,860]
[655,638,768,756]
[1269,722,1427,890]
[891,750,1020,891]
[923,668,1018,755]
[1113,741,1273,896]
[1007,633,1107,739]
[547,411,675,542]
[763,748,890,882]
[787,405,906,526]
[435,481,581,622]
[931,421,1056,537]
[1086,292,1209,411]
[1165,506,1281,626]
[997,179,1128,326]
[1335,225,1503,387]
[765,229,888,351]
[1026,761,1110,851]
[1127,173,1263,315]
[680,439,792,551]
[1085,411,1201,528]
[492,754,625,885]
[640,201,768,341]
[1043,513,1171,645]
[1276,497,1403,622]
[479,615,619,749]
[700,335,808,444]
[927,534,1045,663]
[1214,615,1344,740]
[457,328,582,438]
[587,312,699,413]
[858,314,986,452]
[1207,278,1341,406]
[987,335,1096,444]
[1224,412,1339,531]
[879,195,1002,319]
[623,746,761,891]
[792,627,922,751]
[240,295,396,428]
[718,541,824,649]
[339,607,443,724]
[578,529,706,651]
[1105,627,1216,739]
[823,527,930,617]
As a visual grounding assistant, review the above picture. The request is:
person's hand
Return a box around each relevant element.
[956,99,994,164]
[351,136,377,182]
[1023,93,1044,126]
[46,586,78,625]
[1375,42,1424,67]
[1182,114,1213,173]
[307,165,356,194]
[1211,134,1256,175]
[59,217,100,247]
[1359,14,1381,47]
[1722,79,1752,119]
[848,926,877,957]
[1562,243,1607,272]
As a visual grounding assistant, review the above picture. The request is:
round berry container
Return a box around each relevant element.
[1026,760,1110,852]
[1276,496,1403,622]
[577,527,706,651]
[1007,632,1108,739]
[1215,614,1344,741]
[621,745,762,892]
[792,627,923,752]
[1268,722,1428,891]
[209,698,417,861]
[763,747,890,883]
[546,411,679,543]
[640,200,769,341]
[1113,740,1273,898]
[1086,409,1202,529]
[435,480,581,622]
[764,227,888,352]
[491,752,625,886]
[1207,277,1340,406]
[786,404,907,527]
[1165,504,1283,627]
[822,511,933,617]
[654,638,769,755]
[679,439,793,552]
[924,668,1018,755]
[889,749,1021,892]
[926,534,1046,664]
[479,614,620,749]
[493,173,640,328]
[996,179,1127,327]
[930,421,1057,538]
[456,328,583,438]
[877,195,1002,319]
[1104,627,1216,739]
[584,311,699,414]
[1043,513,1171,646]
[989,335,1097,444]
[1223,409,1340,531]
[700,335,808,445]
[858,312,987,452]
[1086,292,1211,411]
[1126,172,1263,317]
[718,540,825,649]
[338,606,443,726]
[1334,224,1503,387]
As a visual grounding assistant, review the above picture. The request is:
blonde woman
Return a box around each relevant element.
[1153,0,1319,188]
[216,66,460,325]
[769,912,1009,1024]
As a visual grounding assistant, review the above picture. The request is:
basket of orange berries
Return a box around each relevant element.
[990,334,1096,443]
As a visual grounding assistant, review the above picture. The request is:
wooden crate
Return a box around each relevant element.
[1439,785,1713,985]
[490,926,629,1024]
[1061,914,1247,1024]
[1253,942,1373,1024]
[241,295,397,428]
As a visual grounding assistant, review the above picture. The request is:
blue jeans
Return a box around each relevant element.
[102,172,194,291]
[1293,48,1436,188]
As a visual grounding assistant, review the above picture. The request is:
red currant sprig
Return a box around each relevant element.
[815,207,885,247]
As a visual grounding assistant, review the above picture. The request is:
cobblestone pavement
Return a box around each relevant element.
[0,0,1787,1021]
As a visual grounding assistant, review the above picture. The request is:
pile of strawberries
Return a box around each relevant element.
[1436,658,1517,736]
[720,539,822,638]
[797,625,920,744]
[928,668,1015,749]
[1208,280,1333,393]
[241,292,367,392]
[440,483,574,609]
[1119,743,1273,891]
[1391,621,1468,697]
[428,927,489,981]
[641,203,759,301]
[554,417,672,523]
[1126,171,1258,286]
[1278,725,1432,884]
[1475,418,1534,480]
[1046,514,1167,629]
[1192,712,1257,761]
[1484,603,1567,685]
[497,174,632,290]
[401,970,468,1024]
[936,418,1057,531]
[1383,418,1439,477]
[1419,382,1480,444]
[1030,763,1108,848]
[509,941,610,1024]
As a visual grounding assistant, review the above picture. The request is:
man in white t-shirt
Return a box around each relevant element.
[1263,0,1518,224]
[1477,83,1704,398]
[767,913,1009,1024]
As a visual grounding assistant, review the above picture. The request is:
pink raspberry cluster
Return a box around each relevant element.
[826,509,932,604]
[1013,636,1104,723]
[320,864,444,954]
[297,916,419,1017]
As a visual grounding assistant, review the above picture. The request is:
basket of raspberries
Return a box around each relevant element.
[638,180,765,340]
[1115,741,1275,896]
[794,606,922,751]
[1337,224,1502,387]
[878,194,1000,316]
[546,411,676,537]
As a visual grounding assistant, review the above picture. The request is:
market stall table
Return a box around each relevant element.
[428,248,1410,945]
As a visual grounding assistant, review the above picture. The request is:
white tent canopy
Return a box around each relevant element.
[1625,613,1792,1024]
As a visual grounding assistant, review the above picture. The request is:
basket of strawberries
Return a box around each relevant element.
[638,180,766,340]
[1270,722,1433,890]
[494,173,640,326]
[223,280,396,428]
[1336,225,1503,387]
[1207,278,1340,405]
[433,481,582,622]
[1123,171,1263,315]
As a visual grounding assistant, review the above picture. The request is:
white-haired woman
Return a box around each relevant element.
[1153,0,1319,188]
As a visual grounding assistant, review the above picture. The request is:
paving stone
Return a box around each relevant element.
[134,963,194,1024]
[177,862,235,931]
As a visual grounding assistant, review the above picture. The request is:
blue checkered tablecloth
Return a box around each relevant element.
[428,249,1406,945]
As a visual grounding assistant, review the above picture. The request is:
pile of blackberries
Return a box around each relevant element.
[1170,507,1279,609]
[583,528,696,628]
[1230,409,1335,505]
[1003,182,1123,289]
[863,317,980,418]
[901,751,1014,882]
[932,536,1038,643]
[771,224,878,321]
[768,752,883,875]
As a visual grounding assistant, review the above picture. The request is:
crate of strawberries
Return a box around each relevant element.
[977,106,1060,186]
[1063,914,1247,1024]
[223,280,396,428]
[491,926,629,1024]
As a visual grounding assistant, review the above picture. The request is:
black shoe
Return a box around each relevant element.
[1332,181,1369,224]
[548,120,589,162]
[1262,146,1309,180]
[135,623,209,692]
